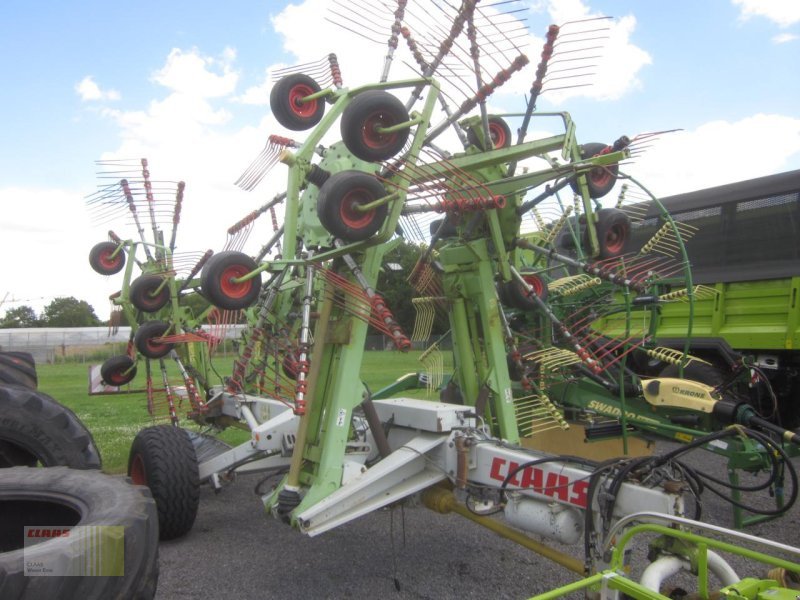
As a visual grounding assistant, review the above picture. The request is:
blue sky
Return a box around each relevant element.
[1,0,798,319]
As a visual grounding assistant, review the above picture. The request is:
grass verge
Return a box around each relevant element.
[37,350,450,474]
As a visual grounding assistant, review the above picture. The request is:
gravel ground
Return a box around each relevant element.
[155,444,800,599]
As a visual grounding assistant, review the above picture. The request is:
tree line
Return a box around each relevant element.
[0,297,102,328]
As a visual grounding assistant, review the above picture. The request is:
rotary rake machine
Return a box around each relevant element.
[87,1,799,597]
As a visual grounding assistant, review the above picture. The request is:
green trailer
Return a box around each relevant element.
[594,169,800,428]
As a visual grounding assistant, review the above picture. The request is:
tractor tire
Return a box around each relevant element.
[340,90,410,162]
[466,116,512,150]
[0,467,158,600]
[89,241,126,276]
[317,170,389,242]
[270,73,325,131]
[128,425,200,540]
[570,142,618,199]
[130,275,170,313]
[0,351,37,389]
[200,251,262,311]
[134,321,174,359]
[100,355,138,386]
[0,385,101,469]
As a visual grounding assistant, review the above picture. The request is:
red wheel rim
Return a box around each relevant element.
[146,337,166,353]
[130,454,146,485]
[361,110,398,149]
[288,84,318,118]
[339,188,376,229]
[589,166,612,188]
[100,249,121,270]
[219,265,253,299]
[109,369,127,385]
[604,224,628,254]
[522,275,544,298]
[489,122,507,148]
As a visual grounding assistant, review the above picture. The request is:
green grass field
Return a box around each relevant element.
[37,350,451,474]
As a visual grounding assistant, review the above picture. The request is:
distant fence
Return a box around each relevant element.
[0,327,448,364]
[0,327,240,364]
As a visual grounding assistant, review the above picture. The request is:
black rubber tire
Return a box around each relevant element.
[341,90,410,162]
[0,385,102,469]
[499,272,549,311]
[89,241,126,276]
[429,217,458,238]
[200,251,262,311]
[130,275,170,313]
[270,73,325,131]
[660,360,727,387]
[0,467,158,599]
[134,321,174,359]
[591,208,631,259]
[0,352,37,389]
[317,170,389,241]
[128,426,200,541]
[100,355,138,386]
[466,116,512,150]
[570,142,618,199]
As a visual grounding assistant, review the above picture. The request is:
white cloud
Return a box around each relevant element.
[772,32,799,43]
[152,48,239,97]
[75,76,121,102]
[732,0,800,27]
[631,114,800,197]
[0,186,118,320]
[534,2,652,103]
[236,69,273,105]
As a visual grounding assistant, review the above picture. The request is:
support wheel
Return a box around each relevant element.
[341,91,410,162]
[100,355,138,386]
[89,241,126,275]
[570,142,618,199]
[467,116,512,150]
[591,208,631,259]
[270,73,325,131]
[317,170,389,241]
[200,251,262,310]
[128,425,200,540]
[134,320,174,359]
[660,360,727,387]
[130,275,170,313]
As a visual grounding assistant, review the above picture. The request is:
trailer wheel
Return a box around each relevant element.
[592,208,631,259]
[130,275,170,313]
[89,241,126,276]
[100,355,137,386]
[134,321,174,359]
[341,91,410,162]
[0,351,37,389]
[570,142,618,199]
[0,467,158,599]
[128,425,200,540]
[317,170,389,241]
[0,385,101,469]
[466,116,512,150]
[270,73,325,131]
[200,251,262,311]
